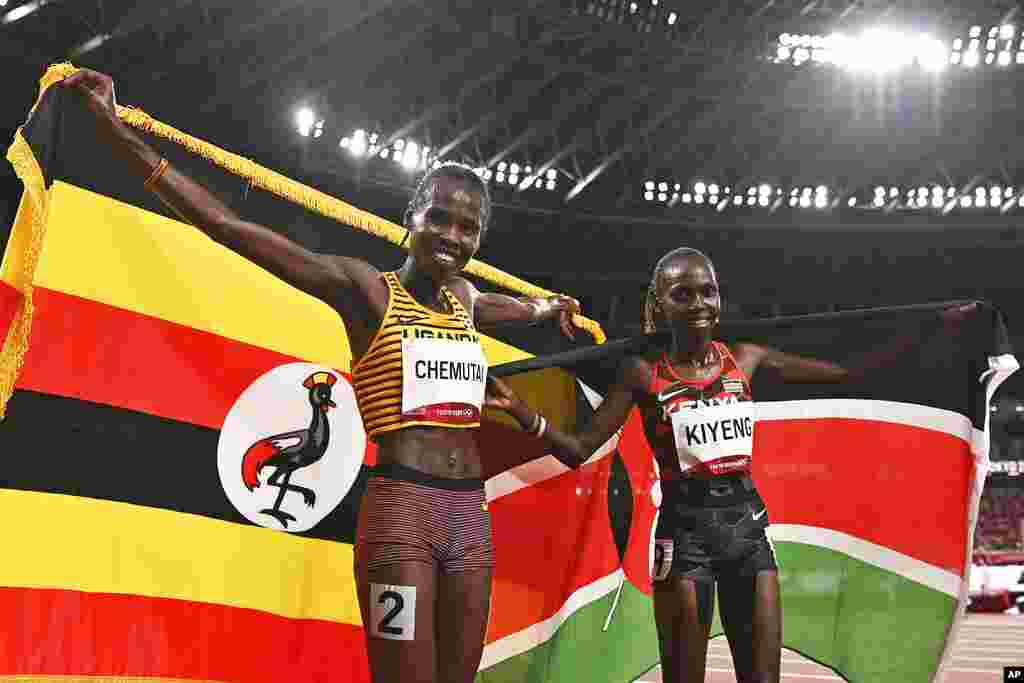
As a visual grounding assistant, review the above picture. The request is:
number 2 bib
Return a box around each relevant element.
[401,337,487,425]
[669,399,755,475]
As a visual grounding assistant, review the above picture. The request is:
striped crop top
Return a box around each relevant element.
[352,272,487,439]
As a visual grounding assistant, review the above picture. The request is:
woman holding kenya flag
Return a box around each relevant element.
[63,67,582,683]
[485,247,970,683]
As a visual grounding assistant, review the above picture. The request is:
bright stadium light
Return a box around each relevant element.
[848,197,857,207]
[401,141,419,170]
[645,180,655,191]
[349,129,368,156]
[296,108,316,137]
[964,51,980,67]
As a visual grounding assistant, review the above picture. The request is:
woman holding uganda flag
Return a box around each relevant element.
[62,67,582,683]
[485,247,972,683]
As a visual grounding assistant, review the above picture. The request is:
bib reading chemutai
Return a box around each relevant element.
[400,337,487,425]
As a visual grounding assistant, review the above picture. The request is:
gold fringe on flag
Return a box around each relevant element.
[49,63,607,343]
[0,63,607,417]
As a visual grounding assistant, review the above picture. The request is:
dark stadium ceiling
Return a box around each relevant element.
[5,0,1024,219]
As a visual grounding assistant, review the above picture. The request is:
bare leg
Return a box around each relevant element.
[653,576,714,683]
[356,558,438,683]
[717,570,781,683]
[435,568,493,683]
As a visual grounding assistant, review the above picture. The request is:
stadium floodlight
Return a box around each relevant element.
[848,197,857,207]
[889,187,899,197]
[658,192,667,201]
[659,182,669,192]
[799,195,811,208]
[695,181,707,194]
[708,183,719,194]
[931,196,943,208]
[296,108,316,137]
[546,180,555,190]
[814,195,827,208]
[644,191,654,201]
[498,162,507,172]
[667,12,676,25]
[644,180,655,191]
[548,169,558,180]
[349,129,368,156]
[3,0,46,24]
[759,184,771,196]
[789,197,798,207]
[758,196,770,207]
[970,26,981,38]
[682,193,693,203]
[917,37,948,70]
[401,142,419,170]
[734,196,743,205]
[1001,25,1015,40]
[964,51,980,67]
[874,186,885,197]
[695,195,705,205]
[510,163,520,175]
[873,197,885,207]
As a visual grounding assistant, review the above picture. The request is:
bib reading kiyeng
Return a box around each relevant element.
[670,399,755,475]
[401,337,487,425]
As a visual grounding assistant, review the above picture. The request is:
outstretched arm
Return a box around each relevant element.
[63,69,367,307]
[450,279,581,339]
[732,303,974,384]
[485,357,645,468]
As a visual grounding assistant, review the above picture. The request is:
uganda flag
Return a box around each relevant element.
[0,67,655,683]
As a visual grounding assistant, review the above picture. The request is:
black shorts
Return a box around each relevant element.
[653,474,777,584]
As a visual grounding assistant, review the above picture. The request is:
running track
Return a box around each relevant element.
[634,613,1023,682]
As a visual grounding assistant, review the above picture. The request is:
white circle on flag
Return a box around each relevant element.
[217,362,366,533]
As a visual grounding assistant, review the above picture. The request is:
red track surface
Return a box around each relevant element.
[634,612,1023,682]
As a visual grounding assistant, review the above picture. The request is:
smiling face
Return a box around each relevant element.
[407,174,484,281]
[652,253,721,338]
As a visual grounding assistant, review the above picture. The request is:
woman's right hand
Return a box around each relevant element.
[63,68,125,133]
[484,376,519,412]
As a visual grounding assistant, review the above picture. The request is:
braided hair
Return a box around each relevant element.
[404,162,493,239]
[642,247,717,334]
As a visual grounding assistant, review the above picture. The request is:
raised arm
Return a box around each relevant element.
[732,304,973,384]
[63,69,368,308]
[449,279,581,339]
[485,357,646,468]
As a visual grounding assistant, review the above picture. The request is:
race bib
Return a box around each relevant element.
[670,400,755,473]
[401,337,487,424]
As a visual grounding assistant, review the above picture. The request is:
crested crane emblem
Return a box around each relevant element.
[217,363,366,533]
